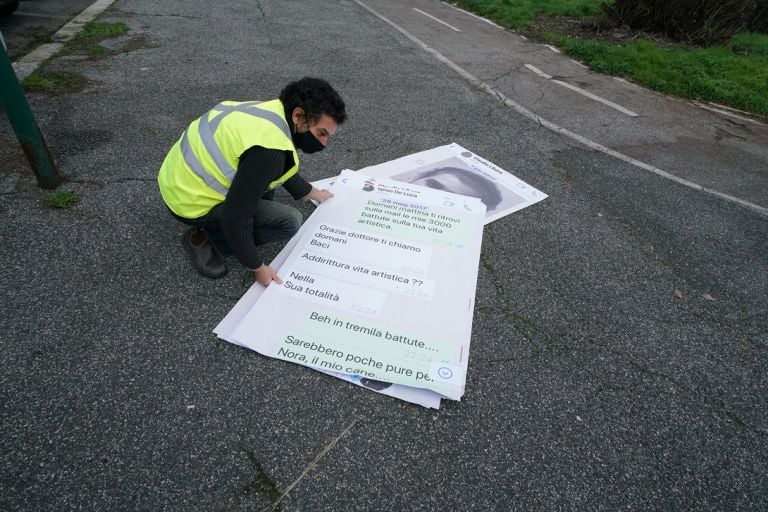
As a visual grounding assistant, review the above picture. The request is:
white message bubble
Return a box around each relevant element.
[307,223,433,276]
[294,250,435,301]
[278,269,386,317]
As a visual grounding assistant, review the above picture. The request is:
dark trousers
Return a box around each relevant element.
[169,190,302,254]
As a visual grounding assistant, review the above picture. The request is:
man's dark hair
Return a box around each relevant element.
[280,77,346,125]
[416,167,503,210]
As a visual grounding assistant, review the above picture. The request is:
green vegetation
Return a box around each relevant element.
[453,0,605,27]
[83,43,111,56]
[452,1,768,116]
[22,70,87,94]
[729,31,768,57]
[24,21,133,93]
[545,33,768,115]
[75,21,129,41]
[42,190,80,209]
[63,21,129,56]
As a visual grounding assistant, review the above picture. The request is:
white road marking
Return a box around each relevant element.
[526,64,639,117]
[353,0,768,217]
[441,2,503,29]
[552,78,639,117]
[544,44,561,54]
[696,103,766,126]
[413,8,461,32]
[525,63,552,79]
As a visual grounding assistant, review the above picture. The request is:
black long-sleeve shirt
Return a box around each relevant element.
[219,145,312,270]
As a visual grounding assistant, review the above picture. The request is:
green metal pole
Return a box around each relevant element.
[0,34,62,189]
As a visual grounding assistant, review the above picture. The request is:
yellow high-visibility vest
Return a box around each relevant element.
[158,99,299,218]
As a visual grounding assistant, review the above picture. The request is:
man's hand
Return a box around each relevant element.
[304,187,334,204]
[254,264,283,287]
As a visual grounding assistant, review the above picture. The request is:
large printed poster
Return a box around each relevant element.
[214,220,444,408]
[227,171,485,400]
[312,143,547,224]
[217,145,548,407]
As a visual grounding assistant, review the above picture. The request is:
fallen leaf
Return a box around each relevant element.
[674,288,683,300]
[702,293,715,301]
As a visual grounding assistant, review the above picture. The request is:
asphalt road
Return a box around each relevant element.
[1,0,767,510]
[0,0,95,59]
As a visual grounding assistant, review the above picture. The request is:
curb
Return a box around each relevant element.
[12,0,118,80]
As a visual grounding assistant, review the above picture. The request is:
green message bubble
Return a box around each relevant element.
[276,310,458,394]
[355,200,471,246]
[274,330,453,395]
[303,311,453,361]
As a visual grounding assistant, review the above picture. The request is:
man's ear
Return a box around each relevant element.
[291,107,305,130]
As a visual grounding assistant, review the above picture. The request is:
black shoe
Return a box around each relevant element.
[181,228,228,278]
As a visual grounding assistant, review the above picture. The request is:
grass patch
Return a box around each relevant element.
[63,21,129,55]
[729,32,768,57]
[450,1,768,116]
[453,0,605,28]
[545,33,768,116]
[84,43,111,56]
[22,70,87,94]
[42,190,80,209]
[75,21,129,41]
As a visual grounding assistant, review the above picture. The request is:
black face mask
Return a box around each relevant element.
[292,129,325,154]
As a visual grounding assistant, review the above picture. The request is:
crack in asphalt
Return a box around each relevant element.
[626,359,766,436]
[252,0,266,18]
[486,67,516,83]
[227,446,282,512]
[257,419,359,512]
[478,250,765,436]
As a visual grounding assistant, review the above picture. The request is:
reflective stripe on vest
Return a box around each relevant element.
[179,102,293,194]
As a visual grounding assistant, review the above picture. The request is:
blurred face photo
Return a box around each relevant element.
[392,159,506,213]
[410,171,482,199]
